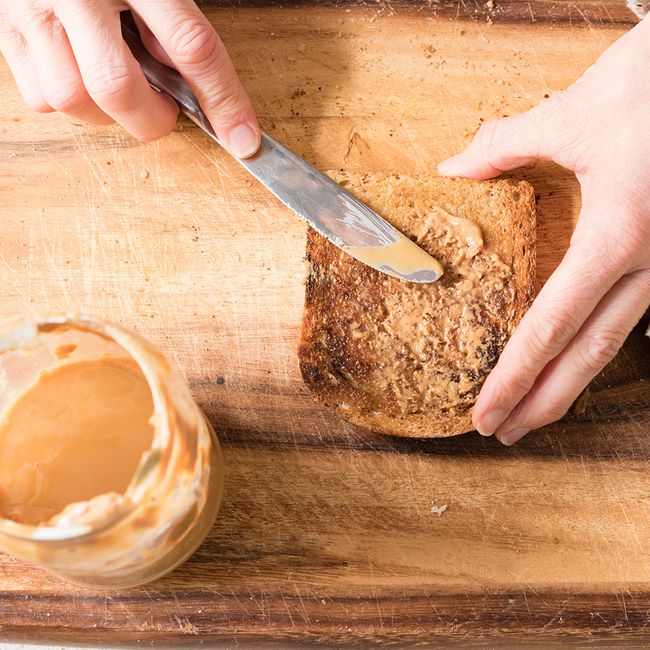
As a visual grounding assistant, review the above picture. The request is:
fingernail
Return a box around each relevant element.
[437,154,462,175]
[497,427,529,446]
[475,409,506,436]
[227,123,260,158]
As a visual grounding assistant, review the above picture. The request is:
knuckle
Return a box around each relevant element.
[528,310,579,358]
[573,223,644,273]
[570,230,616,273]
[475,119,503,168]
[522,388,570,429]
[202,81,248,123]
[19,7,57,34]
[496,366,533,399]
[44,78,88,113]
[540,405,569,427]
[639,269,650,293]
[0,23,25,50]
[85,63,133,110]
[578,331,624,374]
[474,116,535,170]
[616,229,650,264]
[167,19,220,68]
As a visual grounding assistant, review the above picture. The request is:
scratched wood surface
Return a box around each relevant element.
[1,0,649,646]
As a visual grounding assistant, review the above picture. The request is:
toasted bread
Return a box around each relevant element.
[298,172,536,438]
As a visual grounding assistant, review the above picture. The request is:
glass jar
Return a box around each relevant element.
[0,314,223,589]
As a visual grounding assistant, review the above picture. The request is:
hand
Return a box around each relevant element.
[438,16,650,445]
[0,0,260,157]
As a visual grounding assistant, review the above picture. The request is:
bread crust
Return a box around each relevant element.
[298,173,536,438]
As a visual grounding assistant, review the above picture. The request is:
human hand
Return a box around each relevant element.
[0,0,260,157]
[438,16,650,445]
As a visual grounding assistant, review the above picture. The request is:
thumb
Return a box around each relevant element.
[438,104,554,180]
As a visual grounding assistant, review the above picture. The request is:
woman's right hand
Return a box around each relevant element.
[0,0,261,157]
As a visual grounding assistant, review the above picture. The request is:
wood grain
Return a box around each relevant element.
[202,0,641,26]
[0,1,649,645]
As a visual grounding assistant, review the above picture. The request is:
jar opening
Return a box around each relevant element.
[0,315,171,541]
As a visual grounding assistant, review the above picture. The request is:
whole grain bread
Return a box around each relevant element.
[298,172,536,438]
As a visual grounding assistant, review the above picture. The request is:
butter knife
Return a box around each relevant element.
[121,14,442,283]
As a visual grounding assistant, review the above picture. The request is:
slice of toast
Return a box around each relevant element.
[298,172,536,438]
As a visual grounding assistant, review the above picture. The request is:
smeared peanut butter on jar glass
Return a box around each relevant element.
[0,315,224,589]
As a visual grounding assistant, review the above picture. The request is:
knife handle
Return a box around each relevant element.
[120,12,220,143]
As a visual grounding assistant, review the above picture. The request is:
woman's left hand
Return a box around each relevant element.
[438,16,650,445]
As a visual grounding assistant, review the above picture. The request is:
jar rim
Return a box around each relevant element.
[0,313,171,542]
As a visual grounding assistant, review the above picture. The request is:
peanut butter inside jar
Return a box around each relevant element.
[0,316,223,589]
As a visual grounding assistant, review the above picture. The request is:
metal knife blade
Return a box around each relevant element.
[121,14,443,283]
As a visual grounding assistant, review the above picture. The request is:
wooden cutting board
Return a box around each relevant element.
[1,0,649,645]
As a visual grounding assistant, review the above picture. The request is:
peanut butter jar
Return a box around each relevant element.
[0,314,223,589]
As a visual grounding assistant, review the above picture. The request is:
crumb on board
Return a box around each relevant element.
[431,500,448,517]
[140,169,149,180]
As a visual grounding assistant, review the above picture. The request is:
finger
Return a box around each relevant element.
[437,91,579,180]
[130,1,261,158]
[55,3,178,142]
[0,24,51,113]
[438,111,548,180]
[472,223,622,437]
[20,15,112,125]
[132,13,173,67]
[495,269,650,445]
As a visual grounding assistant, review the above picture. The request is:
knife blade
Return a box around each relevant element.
[121,14,443,283]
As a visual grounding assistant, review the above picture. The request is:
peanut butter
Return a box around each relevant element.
[368,206,512,412]
[344,232,444,281]
[0,358,154,525]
